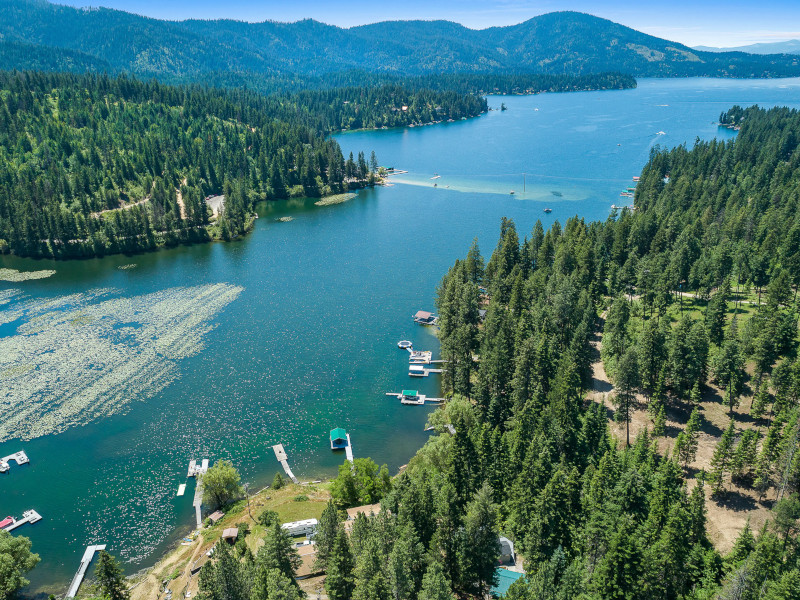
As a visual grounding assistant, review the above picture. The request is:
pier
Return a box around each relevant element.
[1,510,42,532]
[66,544,106,598]
[409,365,444,377]
[176,484,186,497]
[0,450,29,473]
[386,391,445,406]
[193,480,204,528]
[345,434,354,464]
[272,444,299,484]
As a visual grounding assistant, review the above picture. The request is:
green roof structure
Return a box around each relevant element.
[330,428,347,442]
[491,568,523,597]
[401,390,419,397]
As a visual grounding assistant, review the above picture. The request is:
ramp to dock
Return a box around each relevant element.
[66,544,106,598]
[345,435,354,464]
[193,481,204,528]
[272,444,299,484]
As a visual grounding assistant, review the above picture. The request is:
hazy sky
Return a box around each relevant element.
[55,0,800,47]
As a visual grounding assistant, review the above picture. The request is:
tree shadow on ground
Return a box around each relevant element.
[712,489,760,512]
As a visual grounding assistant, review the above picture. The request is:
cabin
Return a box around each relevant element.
[222,528,239,544]
[281,518,318,537]
[330,428,348,450]
[346,503,381,521]
[208,510,225,525]
[498,537,516,565]
[413,310,438,325]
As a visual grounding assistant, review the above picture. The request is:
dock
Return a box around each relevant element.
[385,391,445,406]
[409,365,444,377]
[345,434,354,464]
[193,481,203,528]
[66,544,106,598]
[2,510,42,532]
[187,459,209,478]
[177,484,186,497]
[0,450,29,473]
[272,444,299,484]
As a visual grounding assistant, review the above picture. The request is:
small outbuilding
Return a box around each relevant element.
[498,537,516,565]
[208,511,225,524]
[222,528,239,544]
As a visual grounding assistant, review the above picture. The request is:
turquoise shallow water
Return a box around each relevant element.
[2,77,800,595]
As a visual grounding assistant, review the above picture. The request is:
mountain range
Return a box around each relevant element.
[694,40,800,55]
[1,0,799,84]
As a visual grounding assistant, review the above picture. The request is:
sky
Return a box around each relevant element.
[54,0,800,47]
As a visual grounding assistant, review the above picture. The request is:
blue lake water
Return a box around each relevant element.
[2,77,800,594]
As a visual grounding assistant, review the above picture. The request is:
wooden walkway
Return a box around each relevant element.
[193,481,203,528]
[272,444,299,484]
[345,434,354,464]
[66,544,106,598]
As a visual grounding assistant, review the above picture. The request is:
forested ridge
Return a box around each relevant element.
[262,104,800,600]
[0,71,489,258]
[3,1,799,80]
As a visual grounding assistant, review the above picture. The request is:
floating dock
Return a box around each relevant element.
[0,451,29,473]
[272,444,299,484]
[386,391,445,406]
[187,459,209,478]
[66,544,106,598]
[1,510,42,532]
[177,484,186,497]
[409,365,444,377]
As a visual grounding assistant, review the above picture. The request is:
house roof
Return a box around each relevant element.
[491,568,523,597]
[222,528,238,539]
[346,503,381,521]
[401,390,418,397]
[330,428,347,442]
[208,511,224,523]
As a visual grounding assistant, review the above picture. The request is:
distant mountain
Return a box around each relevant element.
[693,40,800,55]
[1,0,799,82]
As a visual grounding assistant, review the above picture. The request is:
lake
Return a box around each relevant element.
[2,77,800,594]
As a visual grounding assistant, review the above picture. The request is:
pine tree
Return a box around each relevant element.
[325,529,355,600]
[592,519,642,599]
[613,347,640,446]
[459,483,500,598]
[314,501,340,571]
[676,407,703,467]
[418,561,454,600]
[709,420,736,493]
[256,521,301,583]
[94,551,129,600]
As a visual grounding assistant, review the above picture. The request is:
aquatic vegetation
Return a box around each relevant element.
[0,283,243,441]
[314,193,357,206]
[0,268,56,282]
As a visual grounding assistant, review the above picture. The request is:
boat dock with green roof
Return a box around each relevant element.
[330,428,354,463]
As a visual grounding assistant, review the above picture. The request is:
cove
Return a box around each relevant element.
[2,77,800,595]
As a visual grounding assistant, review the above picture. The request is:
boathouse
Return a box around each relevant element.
[330,428,348,450]
[413,310,437,325]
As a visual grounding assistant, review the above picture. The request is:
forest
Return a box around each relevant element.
[242,103,800,600]
[134,106,800,600]
[0,71,486,258]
